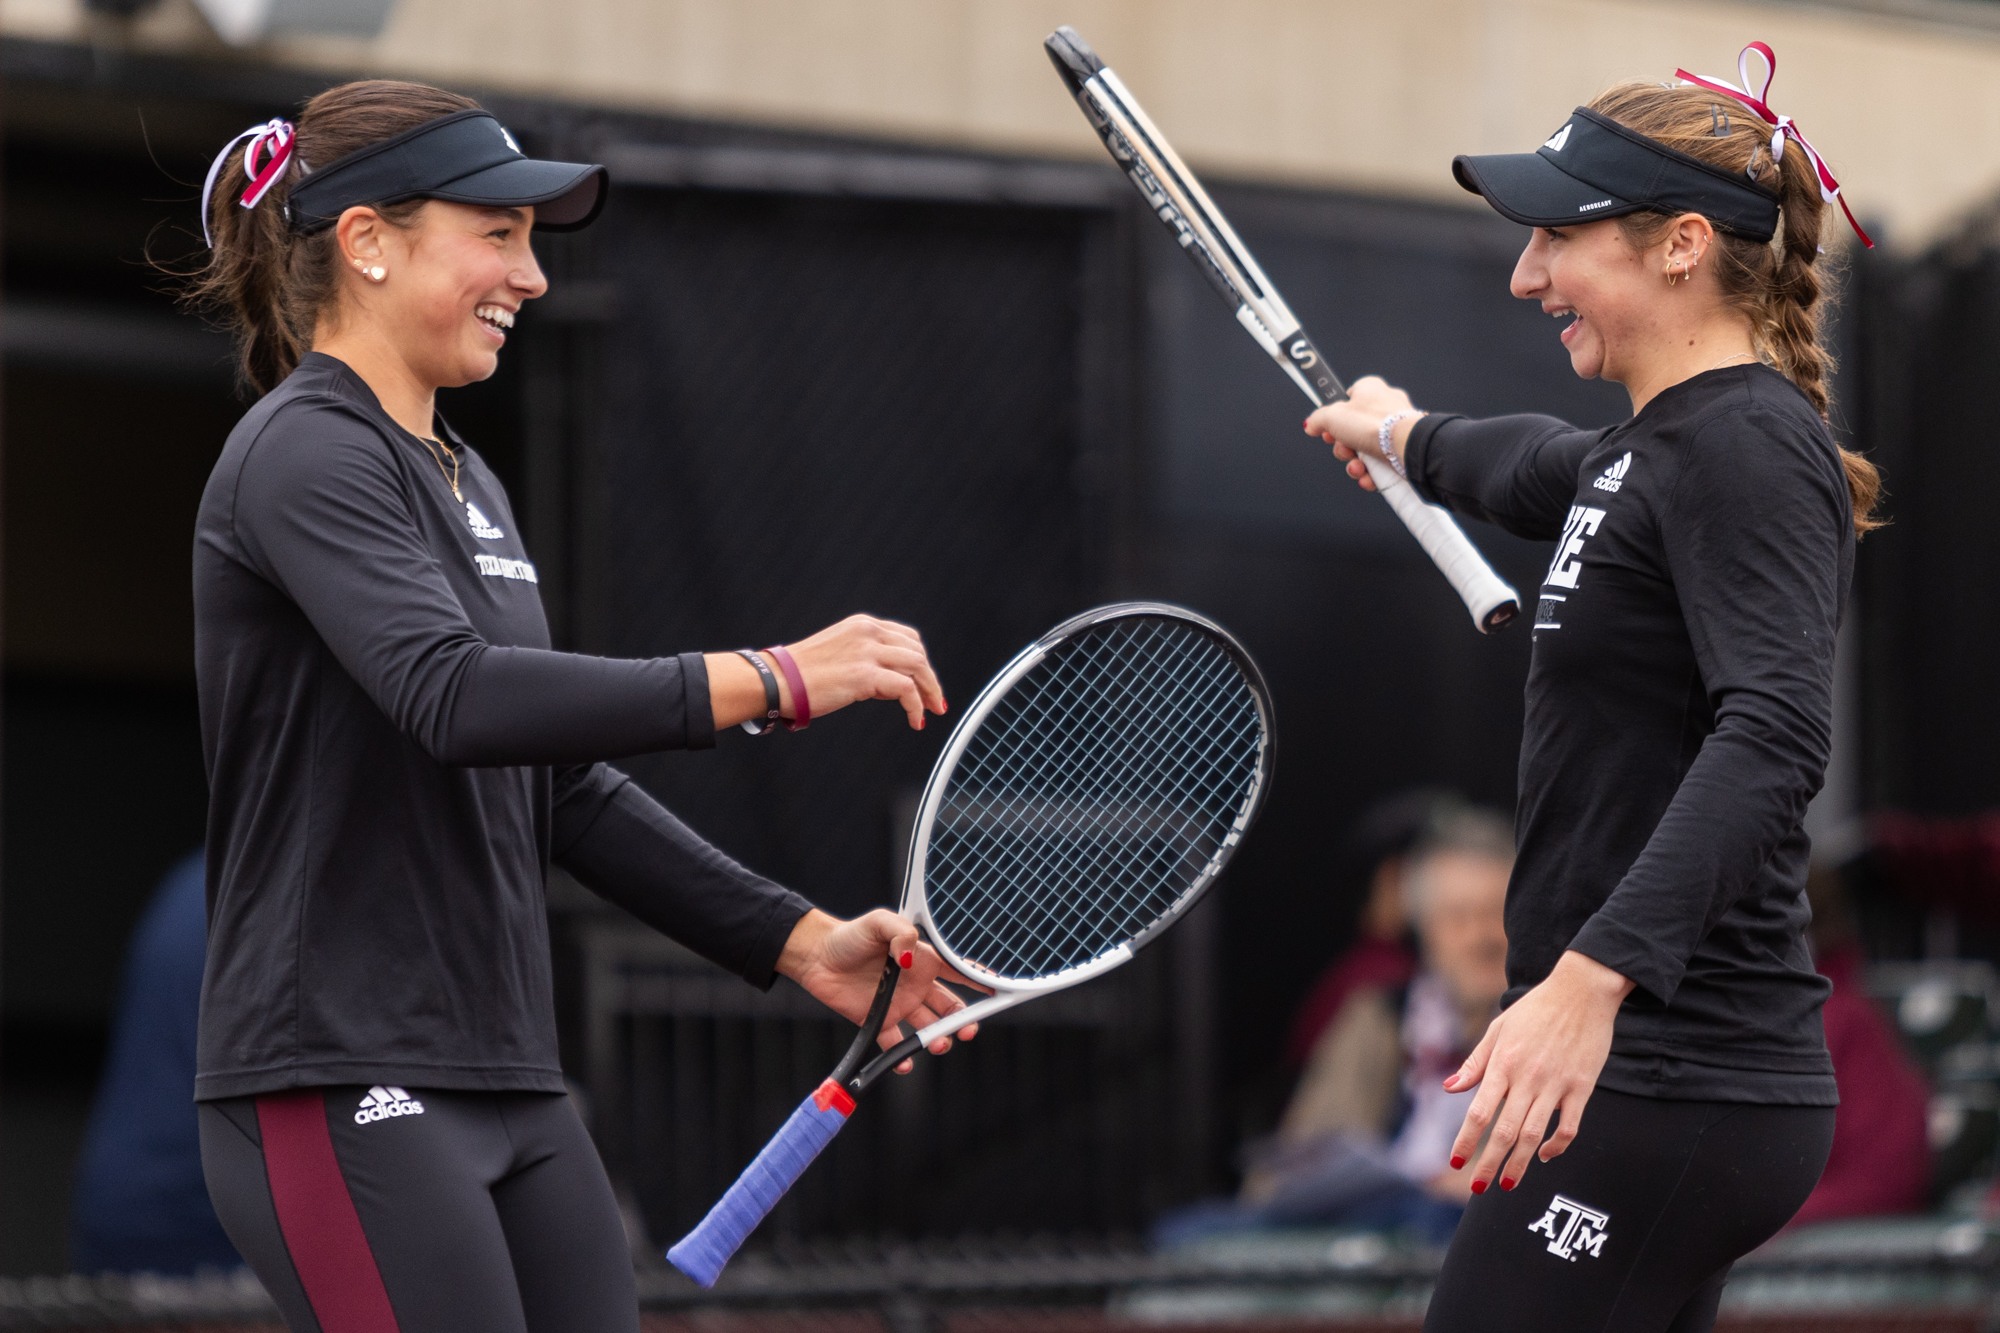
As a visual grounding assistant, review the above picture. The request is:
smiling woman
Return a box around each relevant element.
[1303,42,1874,1333]
[184,80,976,1333]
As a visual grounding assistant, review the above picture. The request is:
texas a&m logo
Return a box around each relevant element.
[1528,1193,1609,1261]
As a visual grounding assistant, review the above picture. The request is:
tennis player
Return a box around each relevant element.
[188,81,976,1333]
[1307,45,1877,1333]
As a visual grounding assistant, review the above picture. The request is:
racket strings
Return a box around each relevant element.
[925,618,1264,980]
[932,665,1252,972]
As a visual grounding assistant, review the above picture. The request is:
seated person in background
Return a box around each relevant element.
[1282,790,1458,1068]
[1236,808,1513,1245]
[1787,861,1930,1227]
[70,851,241,1275]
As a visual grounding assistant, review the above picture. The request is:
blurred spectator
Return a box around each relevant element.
[1787,862,1930,1228]
[1282,790,1459,1068]
[1157,809,1510,1248]
[69,851,241,1275]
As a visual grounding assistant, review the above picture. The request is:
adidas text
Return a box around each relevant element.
[1593,451,1632,493]
[466,502,504,540]
[355,1085,426,1124]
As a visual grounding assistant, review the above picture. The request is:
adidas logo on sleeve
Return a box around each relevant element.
[1592,451,1632,493]
[354,1085,426,1124]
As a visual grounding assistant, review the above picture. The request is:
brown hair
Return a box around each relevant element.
[186,80,480,395]
[1589,81,1882,537]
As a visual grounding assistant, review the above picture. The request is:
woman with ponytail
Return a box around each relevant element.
[1307,44,1876,1333]
[190,80,977,1333]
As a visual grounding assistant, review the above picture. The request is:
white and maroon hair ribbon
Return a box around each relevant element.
[1675,42,1872,249]
[199,118,298,246]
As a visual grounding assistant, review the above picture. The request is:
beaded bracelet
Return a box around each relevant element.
[1378,410,1424,480]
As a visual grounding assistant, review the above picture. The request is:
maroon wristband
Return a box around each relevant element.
[766,644,811,731]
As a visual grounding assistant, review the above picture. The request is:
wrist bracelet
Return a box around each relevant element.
[1378,410,1423,480]
[766,644,811,731]
[734,649,782,736]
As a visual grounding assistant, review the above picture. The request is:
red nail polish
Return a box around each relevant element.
[1470,1180,1487,1195]
[898,951,914,969]
[1501,1177,1516,1192]
[1450,1155,1465,1170]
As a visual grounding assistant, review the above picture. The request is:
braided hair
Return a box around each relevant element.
[1589,80,1882,536]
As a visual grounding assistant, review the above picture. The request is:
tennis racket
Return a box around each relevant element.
[1045,27,1520,634]
[667,602,1274,1286]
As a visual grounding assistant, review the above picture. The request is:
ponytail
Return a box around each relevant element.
[1593,80,1883,537]
[182,81,480,396]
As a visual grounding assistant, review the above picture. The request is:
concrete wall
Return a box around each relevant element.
[11,0,2000,244]
[7,0,2000,244]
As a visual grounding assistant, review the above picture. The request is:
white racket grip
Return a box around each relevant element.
[1360,454,1521,632]
[666,1079,853,1287]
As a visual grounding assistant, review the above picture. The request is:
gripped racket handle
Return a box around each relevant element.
[1283,330,1520,633]
[665,1079,855,1287]
[667,957,904,1287]
[1361,456,1520,632]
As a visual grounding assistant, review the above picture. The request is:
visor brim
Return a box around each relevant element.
[1452,152,1644,229]
[427,158,608,231]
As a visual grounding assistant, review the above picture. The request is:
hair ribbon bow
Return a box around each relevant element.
[1674,42,1872,249]
[199,118,298,247]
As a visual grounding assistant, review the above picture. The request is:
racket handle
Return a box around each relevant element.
[666,1079,854,1287]
[1360,453,1521,632]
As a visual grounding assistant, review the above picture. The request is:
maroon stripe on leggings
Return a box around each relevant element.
[256,1090,401,1333]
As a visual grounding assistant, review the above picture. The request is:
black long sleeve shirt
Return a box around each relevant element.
[193,353,811,1100]
[1404,364,1844,1104]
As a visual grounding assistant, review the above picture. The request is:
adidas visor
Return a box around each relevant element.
[1452,108,1780,242]
[288,110,607,234]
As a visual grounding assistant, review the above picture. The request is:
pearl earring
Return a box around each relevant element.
[368,267,386,281]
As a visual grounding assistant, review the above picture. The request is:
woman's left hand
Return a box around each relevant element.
[777,909,986,1075]
[1444,950,1635,1194]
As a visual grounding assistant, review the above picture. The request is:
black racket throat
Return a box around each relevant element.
[827,958,927,1096]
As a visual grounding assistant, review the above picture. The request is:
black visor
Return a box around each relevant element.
[1452,107,1778,241]
[288,110,607,234]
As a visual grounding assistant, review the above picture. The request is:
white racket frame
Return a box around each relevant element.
[1057,38,1521,634]
[896,601,1273,1047]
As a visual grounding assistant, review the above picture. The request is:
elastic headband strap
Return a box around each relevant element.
[200,118,298,247]
[1675,42,1873,249]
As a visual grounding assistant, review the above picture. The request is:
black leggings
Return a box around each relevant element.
[200,1086,638,1333]
[1424,1087,1834,1333]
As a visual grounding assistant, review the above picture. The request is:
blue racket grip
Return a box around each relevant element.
[666,1079,854,1287]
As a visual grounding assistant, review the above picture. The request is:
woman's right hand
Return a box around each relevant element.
[1303,375,1420,493]
[707,615,945,732]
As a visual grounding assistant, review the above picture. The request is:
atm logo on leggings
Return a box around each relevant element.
[1528,1193,1609,1261]
[354,1086,426,1125]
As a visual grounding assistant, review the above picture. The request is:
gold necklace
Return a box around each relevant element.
[418,434,462,501]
